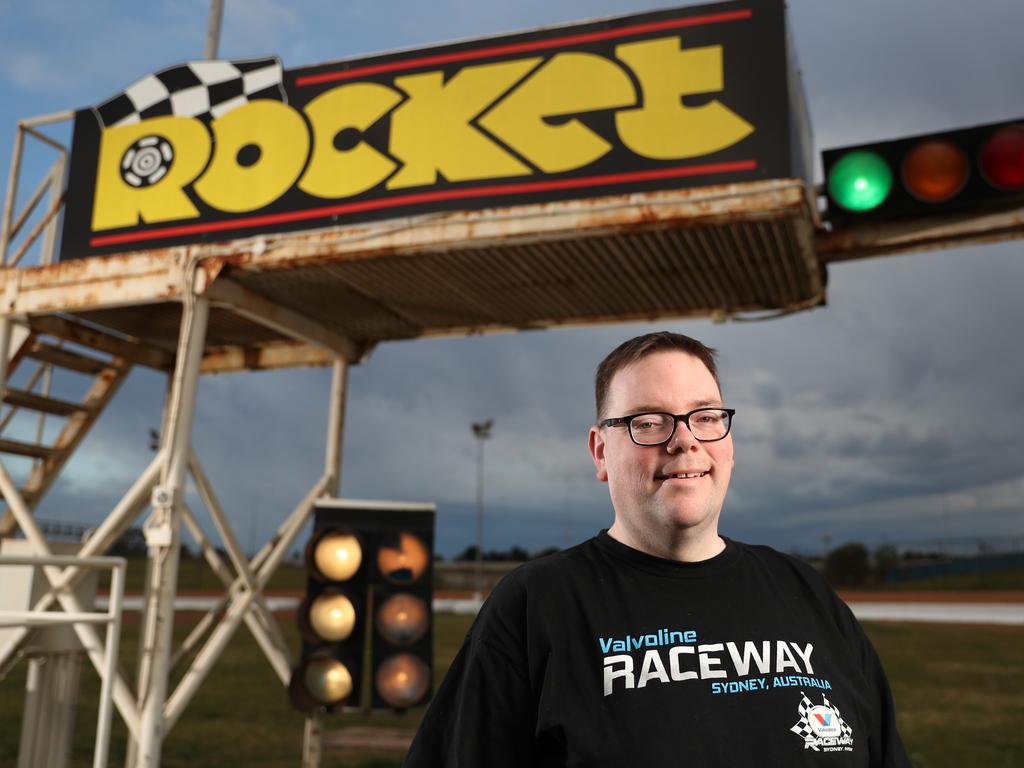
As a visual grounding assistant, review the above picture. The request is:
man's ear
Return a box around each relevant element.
[588,426,609,482]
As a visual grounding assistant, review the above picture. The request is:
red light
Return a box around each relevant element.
[979,124,1024,191]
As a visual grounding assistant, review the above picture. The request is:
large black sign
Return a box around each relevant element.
[60,0,808,260]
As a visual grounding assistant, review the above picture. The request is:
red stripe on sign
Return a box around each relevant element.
[294,10,753,87]
[88,160,758,248]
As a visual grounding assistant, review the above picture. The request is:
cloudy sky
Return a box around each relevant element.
[0,0,1022,558]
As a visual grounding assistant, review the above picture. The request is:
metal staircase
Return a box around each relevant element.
[0,325,132,537]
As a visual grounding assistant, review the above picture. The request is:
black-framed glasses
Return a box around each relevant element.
[599,408,736,446]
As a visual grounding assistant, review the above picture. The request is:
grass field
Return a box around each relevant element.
[1,611,1022,766]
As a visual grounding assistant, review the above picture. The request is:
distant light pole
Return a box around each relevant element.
[204,0,225,59]
[471,419,493,601]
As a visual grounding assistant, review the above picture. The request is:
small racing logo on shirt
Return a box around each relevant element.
[790,691,854,752]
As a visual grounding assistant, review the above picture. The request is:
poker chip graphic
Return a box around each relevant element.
[120,135,174,187]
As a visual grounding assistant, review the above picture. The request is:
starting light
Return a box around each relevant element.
[308,591,357,642]
[979,124,1024,191]
[376,593,429,645]
[823,118,1024,225]
[826,150,893,212]
[289,500,436,715]
[289,653,356,712]
[375,653,431,710]
[312,530,362,581]
[304,656,354,705]
[901,139,968,203]
[377,532,430,585]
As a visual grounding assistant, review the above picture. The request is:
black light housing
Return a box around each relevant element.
[288,500,435,715]
[823,118,1024,226]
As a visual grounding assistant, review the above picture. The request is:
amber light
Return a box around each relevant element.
[901,139,969,203]
[313,530,362,581]
[979,124,1024,191]
[377,532,429,584]
[376,593,429,646]
[303,657,354,705]
[375,653,430,709]
[308,592,357,642]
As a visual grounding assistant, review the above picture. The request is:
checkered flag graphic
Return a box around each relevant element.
[822,694,854,739]
[790,691,854,750]
[93,57,285,128]
[789,691,819,748]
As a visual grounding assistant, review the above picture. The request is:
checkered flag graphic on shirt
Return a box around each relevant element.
[822,694,854,739]
[790,691,854,750]
[93,57,285,128]
[790,691,819,747]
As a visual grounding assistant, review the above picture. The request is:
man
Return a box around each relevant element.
[405,331,909,767]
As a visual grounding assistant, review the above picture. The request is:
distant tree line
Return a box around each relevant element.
[446,545,560,563]
[819,543,914,587]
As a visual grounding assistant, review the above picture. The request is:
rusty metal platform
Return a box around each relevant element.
[1,178,820,372]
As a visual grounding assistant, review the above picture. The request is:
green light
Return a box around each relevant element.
[827,150,893,212]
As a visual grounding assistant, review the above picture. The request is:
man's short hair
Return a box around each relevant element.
[594,331,721,420]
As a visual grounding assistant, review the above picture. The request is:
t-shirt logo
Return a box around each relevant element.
[790,692,854,752]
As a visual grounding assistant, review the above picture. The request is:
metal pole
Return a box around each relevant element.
[135,293,210,768]
[40,154,65,265]
[0,126,25,263]
[0,318,13,399]
[324,358,348,496]
[471,420,492,602]
[204,0,225,60]
[302,714,324,768]
[475,437,484,600]
[126,378,175,768]
[94,557,126,768]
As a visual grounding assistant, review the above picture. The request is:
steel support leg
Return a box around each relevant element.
[134,294,210,768]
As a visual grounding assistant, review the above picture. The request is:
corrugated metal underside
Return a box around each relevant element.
[58,183,821,357]
[232,217,819,342]
[72,303,291,351]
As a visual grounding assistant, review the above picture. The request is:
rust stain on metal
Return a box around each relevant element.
[816,205,1024,263]
[1,179,822,372]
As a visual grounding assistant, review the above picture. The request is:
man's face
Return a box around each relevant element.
[588,351,734,544]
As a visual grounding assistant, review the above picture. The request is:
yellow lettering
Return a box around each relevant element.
[615,38,753,159]
[299,82,402,199]
[92,116,210,231]
[480,53,636,173]
[193,100,309,213]
[387,59,540,189]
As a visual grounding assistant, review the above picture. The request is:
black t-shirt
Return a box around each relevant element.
[405,532,910,767]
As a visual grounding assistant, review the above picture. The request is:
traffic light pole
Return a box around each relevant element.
[302,358,350,768]
[302,713,325,768]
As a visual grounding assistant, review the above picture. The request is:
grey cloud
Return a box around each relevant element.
[6,0,1024,557]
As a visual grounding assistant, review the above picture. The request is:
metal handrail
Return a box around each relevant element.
[1,112,73,268]
[0,553,126,768]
